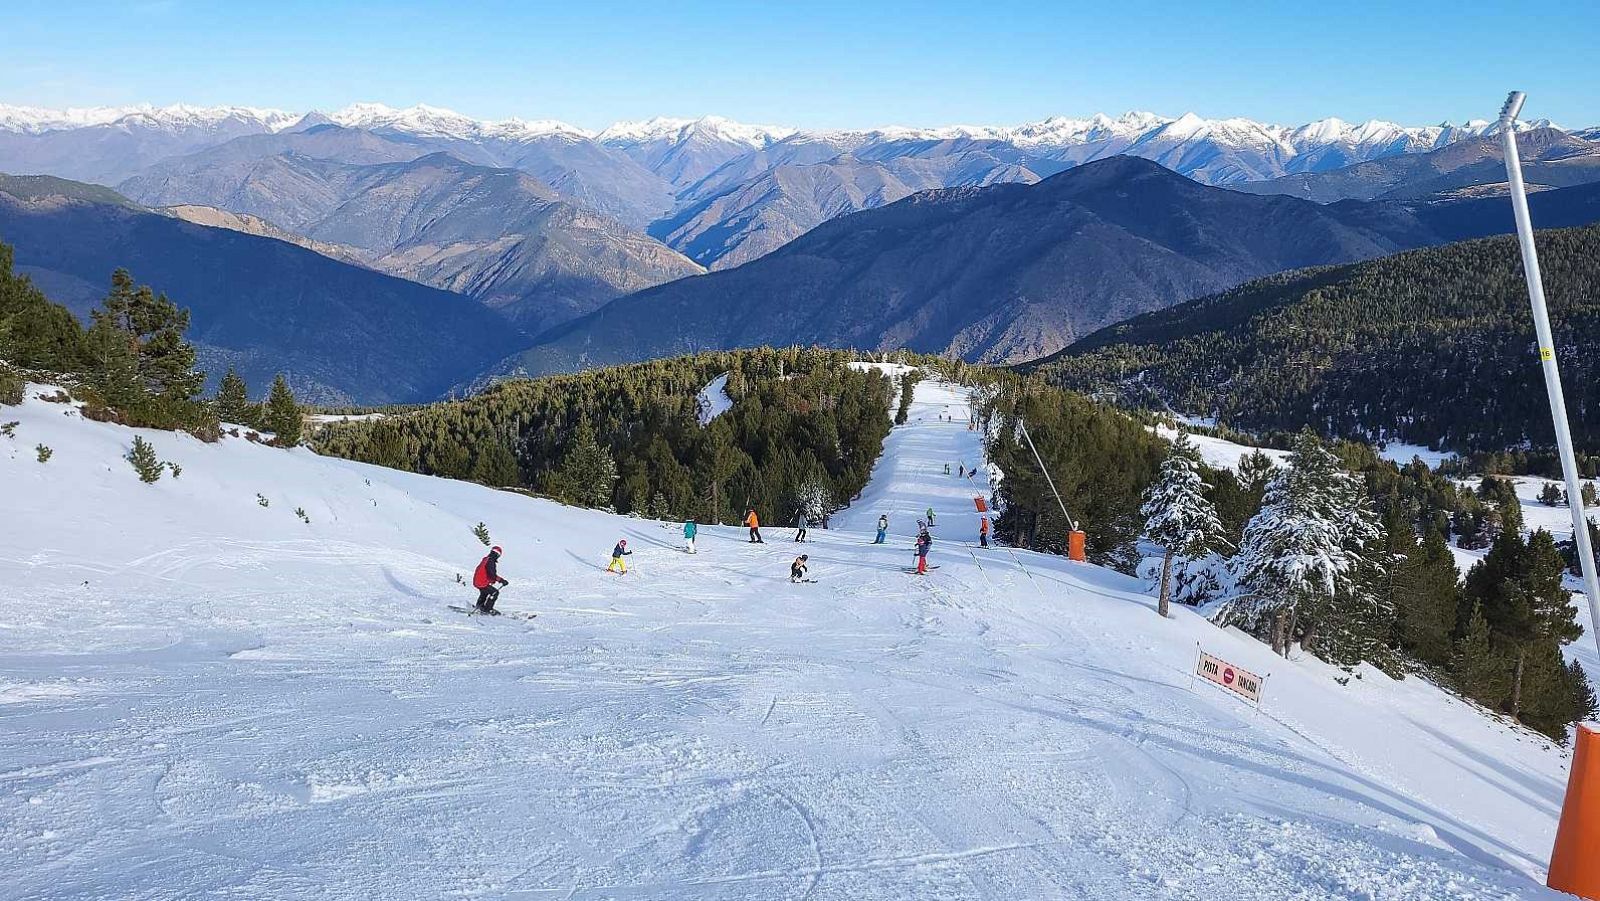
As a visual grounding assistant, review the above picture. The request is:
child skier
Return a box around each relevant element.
[606,539,632,574]
[472,546,509,613]
[875,514,889,544]
[914,527,932,574]
[745,509,763,543]
[794,512,809,542]
[791,554,810,583]
[684,519,698,554]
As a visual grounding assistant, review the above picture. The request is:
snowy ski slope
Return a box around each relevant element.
[0,378,1575,899]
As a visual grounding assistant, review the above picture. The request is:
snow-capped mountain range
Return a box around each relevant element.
[0,100,1563,158]
[2,99,1594,273]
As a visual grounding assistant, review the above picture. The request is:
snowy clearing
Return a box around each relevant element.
[0,380,1574,898]
[1378,441,1457,470]
[696,372,734,426]
[1150,423,1290,473]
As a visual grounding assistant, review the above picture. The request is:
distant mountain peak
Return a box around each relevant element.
[325,102,592,143]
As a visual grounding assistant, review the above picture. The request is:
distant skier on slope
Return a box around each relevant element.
[875,514,889,544]
[473,546,510,613]
[914,527,932,574]
[794,512,809,543]
[925,506,936,527]
[791,554,810,583]
[684,519,698,554]
[745,509,763,543]
[606,539,632,574]
[979,515,990,548]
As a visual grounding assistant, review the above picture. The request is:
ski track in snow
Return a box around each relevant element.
[0,380,1573,899]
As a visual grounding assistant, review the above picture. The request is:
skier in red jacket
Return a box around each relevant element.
[473,546,509,613]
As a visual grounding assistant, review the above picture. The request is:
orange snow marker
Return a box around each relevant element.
[1067,530,1086,562]
[1550,722,1600,898]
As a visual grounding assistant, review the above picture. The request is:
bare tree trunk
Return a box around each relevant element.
[1157,549,1174,619]
[1271,610,1287,657]
[1512,646,1526,720]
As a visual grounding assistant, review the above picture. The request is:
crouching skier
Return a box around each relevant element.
[791,554,810,583]
[473,545,510,613]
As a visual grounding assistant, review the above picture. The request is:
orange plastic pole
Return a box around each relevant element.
[1067,530,1086,562]
[1551,723,1600,898]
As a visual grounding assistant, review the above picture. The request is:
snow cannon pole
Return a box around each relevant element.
[1503,91,1600,900]
[1018,420,1086,561]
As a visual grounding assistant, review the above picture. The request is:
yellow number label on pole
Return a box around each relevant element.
[1541,347,1555,361]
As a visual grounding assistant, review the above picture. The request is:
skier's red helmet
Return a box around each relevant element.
[490,546,502,555]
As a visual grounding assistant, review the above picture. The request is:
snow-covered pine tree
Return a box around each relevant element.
[1304,470,1396,672]
[795,477,833,525]
[1224,432,1354,656]
[1140,431,1226,618]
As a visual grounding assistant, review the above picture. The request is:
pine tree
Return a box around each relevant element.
[472,522,491,546]
[126,435,162,483]
[1308,473,1394,671]
[1539,483,1564,506]
[794,476,833,525]
[264,375,302,447]
[470,442,520,487]
[214,367,255,427]
[553,418,617,509]
[1453,602,1510,708]
[1392,526,1460,667]
[1227,432,1353,655]
[1141,431,1226,618]
[85,270,206,426]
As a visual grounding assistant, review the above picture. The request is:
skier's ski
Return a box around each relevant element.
[448,604,536,620]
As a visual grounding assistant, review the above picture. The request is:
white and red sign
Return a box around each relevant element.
[1196,650,1264,703]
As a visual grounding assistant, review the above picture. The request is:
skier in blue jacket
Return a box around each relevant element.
[606,539,632,574]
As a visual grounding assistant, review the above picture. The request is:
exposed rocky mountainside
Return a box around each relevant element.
[118,133,701,333]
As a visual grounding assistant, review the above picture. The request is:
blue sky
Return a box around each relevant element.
[4,0,1597,129]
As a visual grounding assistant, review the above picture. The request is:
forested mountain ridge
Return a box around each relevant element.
[500,156,1472,376]
[0,176,525,404]
[313,348,899,525]
[1033,224,1600,457]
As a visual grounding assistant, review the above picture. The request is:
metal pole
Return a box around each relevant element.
[1498,91,1600,660]
[1018,420,1078,531]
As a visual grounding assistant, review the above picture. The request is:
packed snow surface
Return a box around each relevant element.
[0,380,1575,898]
[695,372,734,426]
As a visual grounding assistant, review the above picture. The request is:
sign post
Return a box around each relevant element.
[1194,649,1265,705]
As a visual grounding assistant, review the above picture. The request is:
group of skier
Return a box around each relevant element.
[469,500,993,614]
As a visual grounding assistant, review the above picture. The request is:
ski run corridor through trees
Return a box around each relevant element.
[0,376,1581,899]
